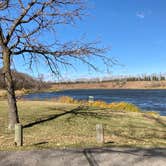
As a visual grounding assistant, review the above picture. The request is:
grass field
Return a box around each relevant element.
[0,100,166,151]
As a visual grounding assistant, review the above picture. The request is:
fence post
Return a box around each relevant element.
[96,124,104,144]
[15,123,23,146]
[88,96,94,103]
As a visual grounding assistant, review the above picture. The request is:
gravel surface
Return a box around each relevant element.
[0,147,166,166]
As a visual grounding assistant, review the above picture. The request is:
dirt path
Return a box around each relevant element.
[0,147,165,166]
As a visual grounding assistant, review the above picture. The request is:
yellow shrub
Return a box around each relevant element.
[89,100,108,108]
[54,96,141,112]
[88,100,140,112]
[56,96,75,104]
[109,102,140,112]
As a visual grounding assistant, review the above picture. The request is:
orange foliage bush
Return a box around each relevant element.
[108,102,141,112]
[56,96,75,103]
[56,96,141,112]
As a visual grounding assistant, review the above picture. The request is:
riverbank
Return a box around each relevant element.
[0,88,53,99]
[50,80,166,90]
[0,100,165,151]
[1,80,166,99]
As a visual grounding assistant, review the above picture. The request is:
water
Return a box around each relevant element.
[23,89,166,116]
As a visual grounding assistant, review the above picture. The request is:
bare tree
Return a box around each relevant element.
[0,0,113,130]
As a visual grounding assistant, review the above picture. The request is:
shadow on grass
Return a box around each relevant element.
[22,105,165,152]
[23,106,84,128]
[23,106,110,129]
[33,141,48,146]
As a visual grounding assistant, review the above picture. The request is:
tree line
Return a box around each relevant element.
[55,73,166,84]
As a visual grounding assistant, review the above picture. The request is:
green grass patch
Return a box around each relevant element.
[0,100,165,151]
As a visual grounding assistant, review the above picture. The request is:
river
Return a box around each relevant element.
[23,89,166,116]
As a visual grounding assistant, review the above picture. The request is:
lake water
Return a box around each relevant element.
[23,89,166,116]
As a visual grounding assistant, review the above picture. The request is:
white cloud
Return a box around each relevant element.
[136,12,145,19]
[136,9,152,19]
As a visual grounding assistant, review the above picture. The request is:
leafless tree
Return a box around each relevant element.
[0,0,113,130]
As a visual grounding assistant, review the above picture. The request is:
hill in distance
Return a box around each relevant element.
[0,69,48,90]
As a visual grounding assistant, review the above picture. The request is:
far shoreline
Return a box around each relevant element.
[1,80,166,99]
[49,80,166,91]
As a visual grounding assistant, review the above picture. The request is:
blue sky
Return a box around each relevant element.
[13,0,166,80]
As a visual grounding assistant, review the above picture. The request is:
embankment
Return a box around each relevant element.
[51,80,166,90]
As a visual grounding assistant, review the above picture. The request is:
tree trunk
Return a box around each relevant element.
[3,48,19,130]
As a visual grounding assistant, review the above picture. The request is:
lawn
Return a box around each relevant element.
[0,100,166,151]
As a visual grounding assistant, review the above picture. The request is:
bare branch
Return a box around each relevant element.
[0,0,9,10]
[13,41,106,56]
[5,0,36,44]
[1,0,113,77]
[18,0,25,10]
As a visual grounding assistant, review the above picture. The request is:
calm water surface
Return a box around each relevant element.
[23,89,166,116]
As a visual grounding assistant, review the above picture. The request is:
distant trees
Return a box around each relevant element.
[125,74,166,82]
[107,73,166,82]
[55,73,166,84]
[0,69,49,90]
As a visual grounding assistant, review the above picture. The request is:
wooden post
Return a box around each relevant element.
[96,124,104,144]
[15,123,23,146]
[88,96,94,103]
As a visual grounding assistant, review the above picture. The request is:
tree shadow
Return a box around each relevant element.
[78,147,166,166]
[23,106,84,128]
[33,141,48,146]
[83,149,99,166]
[49,147,166,165]
[23,105,111,129]
[83,147,166,157]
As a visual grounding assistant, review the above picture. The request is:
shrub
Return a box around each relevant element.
[108,102,141,112]
[56,96,141,112]
[56,96,75,104]
[88,100,108,108]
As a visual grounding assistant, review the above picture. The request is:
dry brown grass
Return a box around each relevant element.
[0,100,165,151]
[51,81,166,90]
[0,90,6,98]
[0,89,30,99]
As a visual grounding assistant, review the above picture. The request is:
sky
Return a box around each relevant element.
[12,0,166,80]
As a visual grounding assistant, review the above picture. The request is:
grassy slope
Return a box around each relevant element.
[0,100,166,151]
